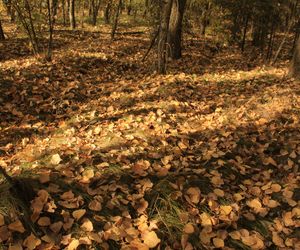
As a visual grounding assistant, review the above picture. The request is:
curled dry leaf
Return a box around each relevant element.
[8,220,25,233]
[50,154,62,165]
[89,200,102,211]
[72,209,86,221]
[142,231,161,249]
[50,221,63,233]
[213,237,224,248]
[219,205,232,216]
[81,219,93,232]
[183,223,194,234]
[0,226,10,242]
[23,233,41,250]
[186,187,201,204]
[66,239,80,250]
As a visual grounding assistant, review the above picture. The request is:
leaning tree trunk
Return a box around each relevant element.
[289,37,300,79]
[69,0,76,29]
[157,0,173,74]
[167,0,186,59]
[0,19,5,40]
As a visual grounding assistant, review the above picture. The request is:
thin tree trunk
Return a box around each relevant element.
[46,0,56,61]
[104,2,111,24]
[111,0,122,40]
[62,0,66,25]
[0,18,5,40]
[241,13,249,52]
[69,0,76,29]
[167,0,186,59]
[157,0,173,74]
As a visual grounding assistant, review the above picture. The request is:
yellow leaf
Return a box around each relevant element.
[50,154,61,165]
[66,239,80,250]
[183,223,194,234]
[247,198,262,209]
[272,232,284,247]
[72,209,86,221]
[142,231,161,248]
[219,205,232,216]
[8,220,25,233]
[271,184,281,192]
[81,219,93,232]
[213,237,224,248]
[200,212,212,227]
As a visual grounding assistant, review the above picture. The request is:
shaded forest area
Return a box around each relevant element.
[0,0,300,249]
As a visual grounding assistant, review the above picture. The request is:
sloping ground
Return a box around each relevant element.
[0,28,299,250]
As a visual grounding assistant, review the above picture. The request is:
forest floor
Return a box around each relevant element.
[0,19,300,250]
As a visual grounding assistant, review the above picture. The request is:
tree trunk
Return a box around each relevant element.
[69,0,76,29]
[0,19,5,40]
[46,0,56,61]
[91,0,101,26]
[111,0,122,40]
[104,2,111,24]
[167,0,186,59]
[127,0,132,15]
[157,0,173,74]
[62,0,66,25]
[289,37,300,79]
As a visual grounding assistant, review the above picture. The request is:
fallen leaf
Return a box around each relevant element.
[213,237,224,248]
[72,209,86,220]
[142,231,161,248]
[23,233,41,250]
[81,219,93,232]
[8,220,25,233]
[50,154,62,165]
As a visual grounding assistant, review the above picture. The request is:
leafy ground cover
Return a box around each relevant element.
[0,20,299,250]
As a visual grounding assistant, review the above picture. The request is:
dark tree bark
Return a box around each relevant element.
[62,0,67,25]
[167,0,186,59]
[104,2,111,24]
[111,0,122,40]
[46,0,57,61]
[69,0,76,29]
[289,37,300,79]
[127,0,132,15]
[90,0,101,26]
[157,0,173,74]
[0,19,5,40]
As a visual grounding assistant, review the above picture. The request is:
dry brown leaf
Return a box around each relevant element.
[81,219,93,232]
[89,200,102,211]
[72,209,86,220]
[37,217,51,226]
[8,243,23,250]
[50,154,62,165]
[229,231,241,240]
[0,214,4,226]
[247,198,262,210]
[183,223,194,234]
[186,187,201,204]
[23,233,41,250]
[142,231,161,248]
[66,239,80,250]
[272,232,284,247]
[213,237,224,248]
[219,205,232,216]
[200,212,212,227]
[213,189,225,197]
[50,221,63,233]
[8,220,25,233]
[0,226,10,242]
[271,184,281,192]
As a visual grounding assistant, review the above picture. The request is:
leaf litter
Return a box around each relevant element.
[0,28,299,250]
